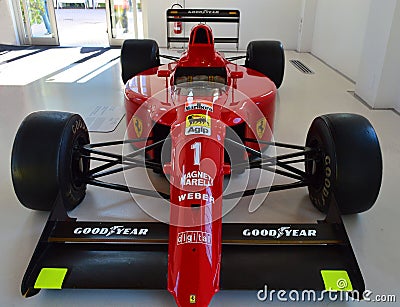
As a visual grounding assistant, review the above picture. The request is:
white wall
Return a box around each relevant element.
[311,0,371,81]
[0,0,18,44]
[355,0,400,109]
[375,0,400,109]
[396,97,400,114]
[142,0,184,42]
[144,0,303,50]
[297,0,317,52]
[396,91,400,113]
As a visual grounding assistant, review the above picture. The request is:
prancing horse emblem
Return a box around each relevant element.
[132,116,143,138]
[257,117,267,138]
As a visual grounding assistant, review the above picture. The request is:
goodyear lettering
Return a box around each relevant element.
[72,119,87,134]
[320,155,332,208]
[188,10,220,15]
[73,226,149,237]
[242,227,317,238]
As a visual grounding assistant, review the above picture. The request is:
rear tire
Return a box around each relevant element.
[11,111,90,211]
[121,39,160,84]
[245,40,285,88]
[305,113,382,214]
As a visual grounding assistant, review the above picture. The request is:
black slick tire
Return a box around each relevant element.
[245,40,285,88]
[11,111,90,211]
[305,113,382,214]
[120,39,160,84]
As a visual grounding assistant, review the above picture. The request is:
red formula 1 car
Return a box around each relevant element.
[11,24,382,306]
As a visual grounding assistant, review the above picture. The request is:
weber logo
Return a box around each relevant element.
[178,192,215,204]
[73,226,149,237]
[242,227,317,239]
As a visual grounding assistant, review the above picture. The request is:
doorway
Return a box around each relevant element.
[15,0,59,45]
[13,0,143,46]
[55,3,108,46]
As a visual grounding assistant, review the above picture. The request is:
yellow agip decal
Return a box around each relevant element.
[185,114,211,136]
[186,114,211,128]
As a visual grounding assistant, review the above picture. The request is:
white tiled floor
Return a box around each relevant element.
[0,48,399,306]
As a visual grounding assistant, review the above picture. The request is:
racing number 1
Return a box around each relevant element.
[191,142,201,165]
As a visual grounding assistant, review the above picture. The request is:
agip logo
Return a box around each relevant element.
[185,114,211,136]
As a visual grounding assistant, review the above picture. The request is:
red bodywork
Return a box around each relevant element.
[124,25,276,306]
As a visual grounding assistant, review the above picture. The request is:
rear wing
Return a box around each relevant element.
[166,9,240,49]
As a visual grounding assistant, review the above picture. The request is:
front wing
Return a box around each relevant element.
[22,198,364,297]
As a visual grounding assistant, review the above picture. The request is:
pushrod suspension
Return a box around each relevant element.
[77,137,314,201]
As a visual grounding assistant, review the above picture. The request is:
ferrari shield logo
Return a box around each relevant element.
[256,117,267,138]
[132,116,143,138]
[189,294,196,304]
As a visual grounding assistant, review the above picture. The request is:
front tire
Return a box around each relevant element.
[11,111,90,211]
[306,113,382,214]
